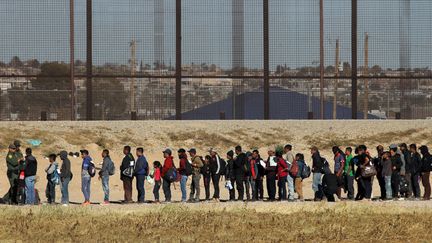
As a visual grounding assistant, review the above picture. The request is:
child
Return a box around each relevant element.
[152,161,162,203]
[294,153,306,201]
[45,154,59,204]
[202,155,211,201]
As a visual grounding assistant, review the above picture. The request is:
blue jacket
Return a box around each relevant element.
[81,156,93,177]
[296,160,306,178]
[134,155,149,176]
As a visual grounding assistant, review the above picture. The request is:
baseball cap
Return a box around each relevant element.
[177,148,186,153]
[13,140,21,147]
[163,148,172,155]
[8,144,16,149]
[80,149,89,155]
[188,148,197,154]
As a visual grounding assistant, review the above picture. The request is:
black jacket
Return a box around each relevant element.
[24,155,37,177]
[410,152,422,174]
[60,151,72,179]
[233,153,246,176]
[312,151,323,172]
[256,157,265,179]
[402,150,412,174]
[226,159,235,180]
[421,153,432,173]
[201,163,211,177]
[120,153,135,180]
[391,154,403,173]
[209,155,221,175]
[322,173,338,195]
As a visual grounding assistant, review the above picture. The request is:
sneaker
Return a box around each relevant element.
[101,201,110,205]
[82,201,90,206]
[62,204,69,207]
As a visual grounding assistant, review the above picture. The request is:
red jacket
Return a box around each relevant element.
[161,156,174,177]
[277,157,288,178]
[178,154,188,175]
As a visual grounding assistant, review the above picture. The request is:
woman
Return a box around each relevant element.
[359,154,373,200]
[276,151,288,201]
[202,155,212,201]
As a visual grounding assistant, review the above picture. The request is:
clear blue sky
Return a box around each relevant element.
[1,0,431,70]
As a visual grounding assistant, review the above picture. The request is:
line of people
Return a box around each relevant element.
[4,141,432,205]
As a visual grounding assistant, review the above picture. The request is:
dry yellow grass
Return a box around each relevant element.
[0,202,430,242]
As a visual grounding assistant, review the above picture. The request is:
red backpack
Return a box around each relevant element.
[289,160,299,177]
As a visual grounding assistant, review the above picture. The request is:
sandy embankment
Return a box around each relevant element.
[1,120,431,203]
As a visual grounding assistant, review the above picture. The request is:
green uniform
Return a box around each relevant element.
[3,152,20,204]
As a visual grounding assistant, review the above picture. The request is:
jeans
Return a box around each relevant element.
[412,173,421,198]
[25,176,36,205]
[180,175,188,201]
[163,178,172,201]
[391,172,400,198]
[235,174,245,200]
[136,175,146,202]
[266,173,276,200]
[362,177,372,199]
[190,174,201,201]
[377,174,386,199]
[244,176,251,200]
[61,177,71,204]
[101,176,109,202]
[81,176,91,202]
[203,175,211,200]
[278,176,287,200]
[211,174,220,199]
[153,181,161,201]
[345,175,355,199]
[422,172,431,200]
[287,175,295,200]
[255,178,264,200]
[46,179,56,204]
[384,176,393,199]
[312,172,323,199]
[250,178,256,200]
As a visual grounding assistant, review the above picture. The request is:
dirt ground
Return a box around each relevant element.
[0,120,431,203]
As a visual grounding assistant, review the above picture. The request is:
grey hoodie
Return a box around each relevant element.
[60,151,72,180]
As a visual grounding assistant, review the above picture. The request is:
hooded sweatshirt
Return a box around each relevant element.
[81,156,93,178]
[24,154,37,177]
[60,151,72,179]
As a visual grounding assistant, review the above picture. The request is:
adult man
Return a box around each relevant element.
[283,144,295,201]
[189,148,203,202]
[332,146,345,200]
[419,145,431,200]
[390,144,403,199]
[209,148,223,202]
[134,147,149,203]
[59,150,72,206]
[99,149,112,205]
[311,146,324,201]
[373,145,386,200]
[161,149,175,202]
[4,144,20,204]
[177,148,189,202]
[234,145,247,201]
[80,149,94,206]
[343,147,355,200]
[265,148,277,201]
[409,144,422,199]
[120,146,135,203]
[353,145,367,201]
[251,150,264,201]
[226,150,236,201]
[399,143,412,198]
[24,148,37,205]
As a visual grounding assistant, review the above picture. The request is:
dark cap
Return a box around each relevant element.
[13,140,21,147]
[177,148,186,153]
[188,148,197,154]
[8,144,16,149]
[419,145,429,154]
[163,148,172,155]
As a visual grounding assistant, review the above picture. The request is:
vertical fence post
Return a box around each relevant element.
[175,0,182,120]
[70,0,75,121]
[86,0,93,120]
[351,0,358,119]
[319,0,325,119]
[263,0,269,120]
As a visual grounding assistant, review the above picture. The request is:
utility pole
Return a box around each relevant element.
[333,39,339,119]
[364,32,369,119]
[70,0,75,120]
[319,0,325,119]
[130,40,136,113]
[351,0,358,119]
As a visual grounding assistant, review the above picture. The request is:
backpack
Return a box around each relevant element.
[164,167,178,182]
[321,157,332,175]
[289,160,299,177]
[184,160,193,176]
[88,162,96,178]
[301,162,312,179]
[51,164,61,185]
[399,176,409,194]
[108,159,116,176]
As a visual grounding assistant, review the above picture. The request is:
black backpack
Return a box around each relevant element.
[321,157,332,175]
[184,161,193,176]
[88,163,96,178]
